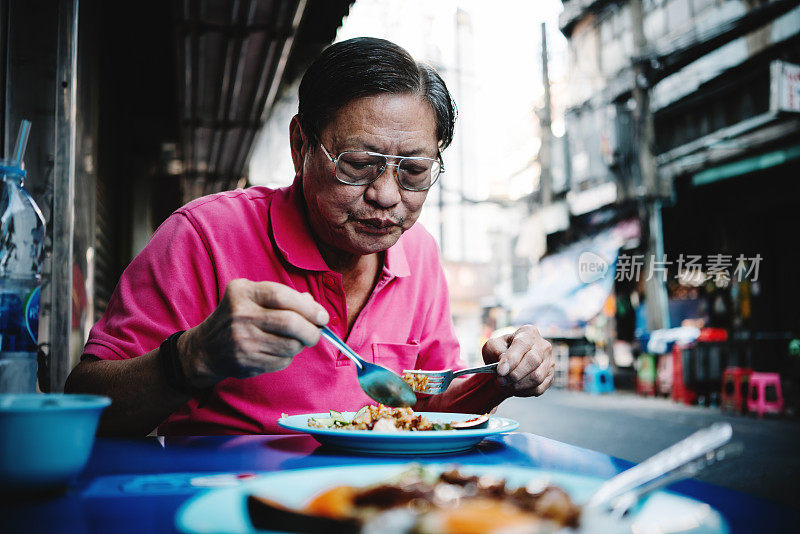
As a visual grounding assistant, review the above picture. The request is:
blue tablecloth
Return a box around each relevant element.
[3,432,796,533]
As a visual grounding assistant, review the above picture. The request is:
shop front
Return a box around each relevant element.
[660,147,800,411]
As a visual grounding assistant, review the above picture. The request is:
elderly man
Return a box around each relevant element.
[65,37,553,435]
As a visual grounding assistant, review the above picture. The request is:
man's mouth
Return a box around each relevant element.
[357,218,397,229]
[353,217,400,235]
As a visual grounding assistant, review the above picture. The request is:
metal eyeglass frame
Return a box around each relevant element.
[318,142,444,192]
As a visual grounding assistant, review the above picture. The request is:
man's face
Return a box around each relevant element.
[297,93,439,257]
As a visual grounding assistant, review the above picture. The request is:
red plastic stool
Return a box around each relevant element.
[721,367,752,414]
[747,372,784,417]
[671,344,697,405]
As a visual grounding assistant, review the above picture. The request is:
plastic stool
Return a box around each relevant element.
[747,372,784,417]
[721,367,752,414]
[636,354,656,396]
[583,364,614,394]
[671,344,698,405]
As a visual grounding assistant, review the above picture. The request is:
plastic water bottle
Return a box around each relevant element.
[0,120,45,393]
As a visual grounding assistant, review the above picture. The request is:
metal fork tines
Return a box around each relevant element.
[402,362,499,394]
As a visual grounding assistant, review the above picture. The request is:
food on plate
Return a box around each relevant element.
[247,465,582,533]
[307,405,453,431]
[450,413,490,429]
[303,406,492,432]
[401,371,428,392]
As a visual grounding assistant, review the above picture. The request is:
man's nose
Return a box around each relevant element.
[364,164,402,208]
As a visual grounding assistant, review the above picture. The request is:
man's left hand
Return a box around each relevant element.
[482,325,554,397]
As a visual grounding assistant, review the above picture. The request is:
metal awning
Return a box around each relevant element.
[692,143,800,187]
[176,0,353,201]
[511,220,640,335]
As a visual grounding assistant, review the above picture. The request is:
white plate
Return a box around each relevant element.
[277,412,519,455]
[175,463,729,534]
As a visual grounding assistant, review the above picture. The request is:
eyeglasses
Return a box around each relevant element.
[318,143,443,192]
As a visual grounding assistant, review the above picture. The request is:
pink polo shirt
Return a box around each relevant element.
[82,180,463,434]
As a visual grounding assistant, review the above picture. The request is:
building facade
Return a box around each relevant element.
[557,0,800,373]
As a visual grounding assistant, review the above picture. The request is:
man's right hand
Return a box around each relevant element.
[178,279,329,388]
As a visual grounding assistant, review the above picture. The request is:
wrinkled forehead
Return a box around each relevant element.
[322,93,439,155]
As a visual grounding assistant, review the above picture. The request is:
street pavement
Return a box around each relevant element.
[496,388,800,509]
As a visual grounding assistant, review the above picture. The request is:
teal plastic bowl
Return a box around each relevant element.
[0,393,111,492]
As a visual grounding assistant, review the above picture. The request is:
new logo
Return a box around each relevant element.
[577,251,609,284]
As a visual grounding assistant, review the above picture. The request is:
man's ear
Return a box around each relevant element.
[289,115,307,175]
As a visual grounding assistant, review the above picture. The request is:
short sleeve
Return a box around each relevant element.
[82,212,219,361]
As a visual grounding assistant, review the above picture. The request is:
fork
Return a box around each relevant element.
[402,362,499,394]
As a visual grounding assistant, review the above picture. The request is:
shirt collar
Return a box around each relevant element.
[384,231,410,278]
[270,176,411,278]
[270,178,329,272]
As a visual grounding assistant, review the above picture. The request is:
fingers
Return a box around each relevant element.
[245,280,329,326]
[199,313,319,379]
[533,373,554,396]
[228,321,307,377]
[189,280,332,382]
[254,308,323,348]
[498,326,540,380]
[488,325,554,396]
[482,334,512,365]
[227,280,328,346]
[230,315,307,357]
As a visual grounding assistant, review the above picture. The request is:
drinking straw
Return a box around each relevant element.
[10,119,32,167]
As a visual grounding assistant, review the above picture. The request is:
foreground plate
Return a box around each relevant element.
[277,412,519,455]
[176,464,729,534]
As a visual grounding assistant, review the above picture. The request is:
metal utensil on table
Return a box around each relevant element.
[319,326,417,407]
[402,362,499,394]
[585,422,740,518]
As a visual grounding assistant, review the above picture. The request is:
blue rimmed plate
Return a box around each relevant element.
[175,463,729,534]
[277,412,519,455]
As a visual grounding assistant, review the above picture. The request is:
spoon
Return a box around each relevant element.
[585,422,739,517]
[319,326,417,407]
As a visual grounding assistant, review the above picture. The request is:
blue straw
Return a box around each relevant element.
[11,120,32,167]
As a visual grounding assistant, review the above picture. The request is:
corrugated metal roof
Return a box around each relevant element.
[176,0,353,201]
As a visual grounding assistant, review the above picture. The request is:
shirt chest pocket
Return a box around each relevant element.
[371,342,420,374]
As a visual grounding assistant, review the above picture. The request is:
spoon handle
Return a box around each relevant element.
[320,326,364,370]
[585,422,734,513]
[604,441,743,518]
